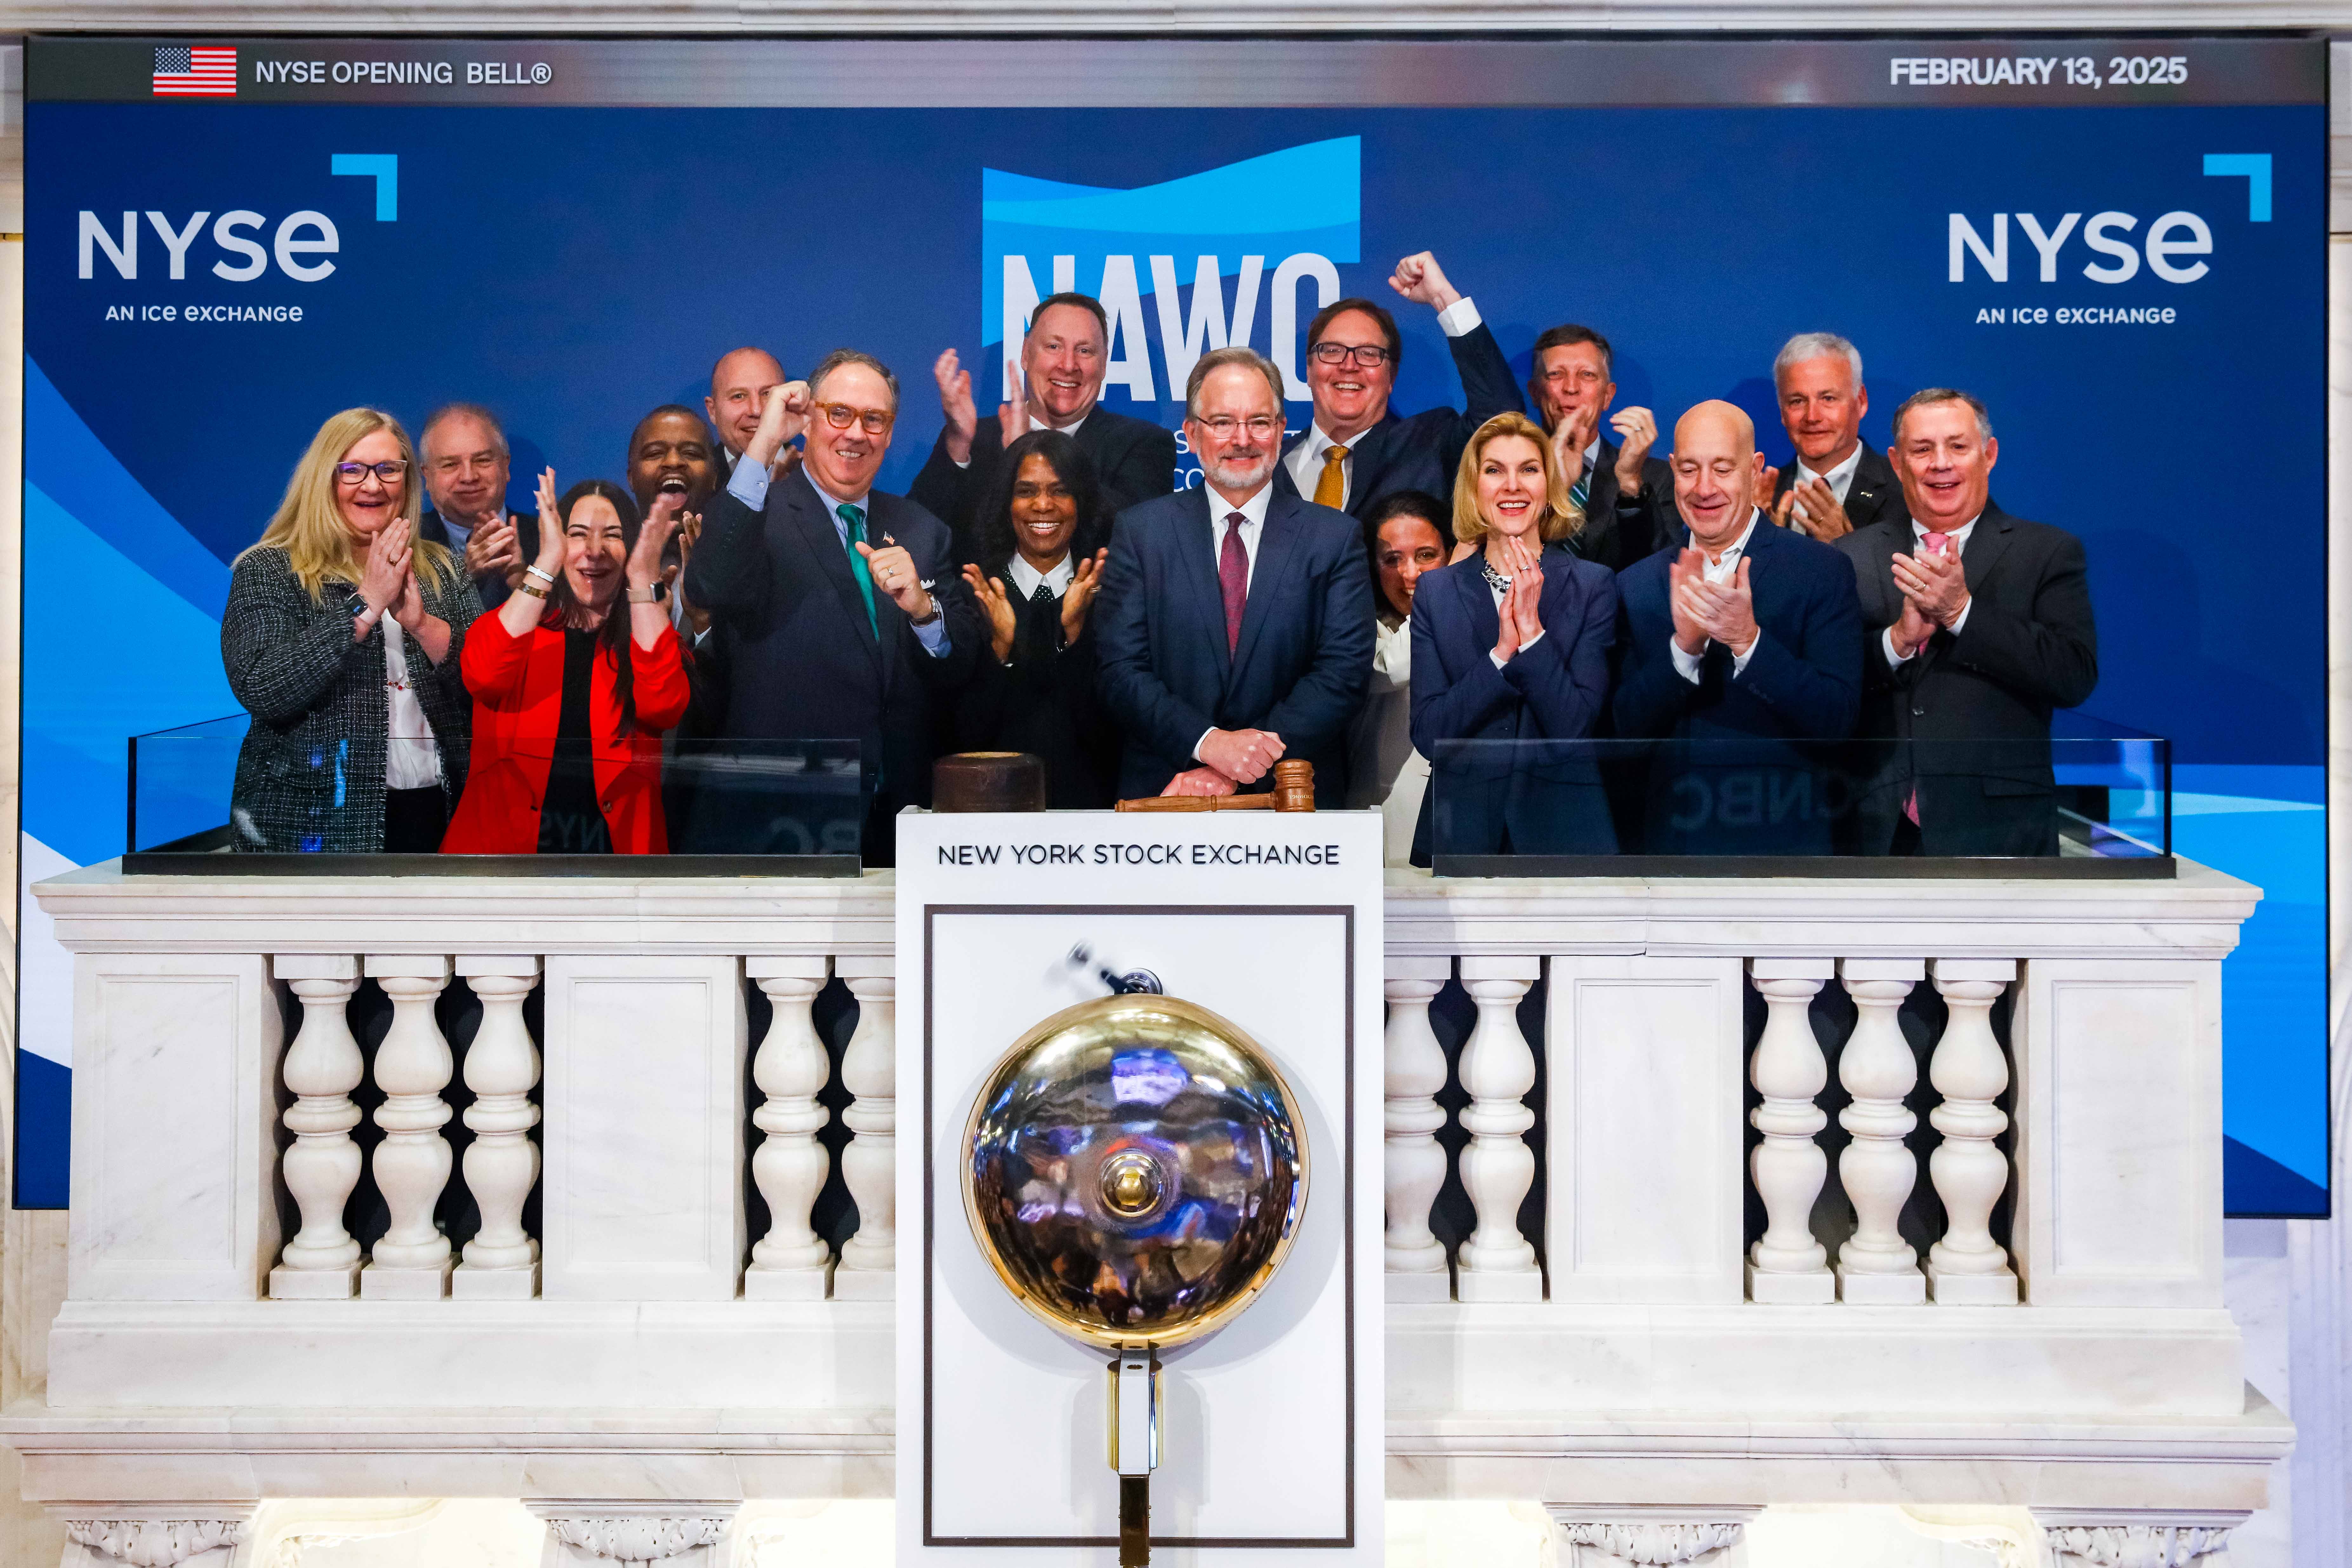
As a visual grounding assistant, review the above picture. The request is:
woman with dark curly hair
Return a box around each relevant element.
[952,430,1121,807]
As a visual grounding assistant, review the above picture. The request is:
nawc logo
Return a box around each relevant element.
[982,137,1360,404]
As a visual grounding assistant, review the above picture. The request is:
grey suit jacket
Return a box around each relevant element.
[223,545,481,852]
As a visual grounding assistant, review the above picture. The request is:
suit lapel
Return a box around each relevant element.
[1273,430,1306,500]
[1958,505,2016,599]
[1844,442,1897,528]
[783,473,883,668]
[1457,555,1501,660]
[1178,487,1232,681]
[1229,492,1301,682]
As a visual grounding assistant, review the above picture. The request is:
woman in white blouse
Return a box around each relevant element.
[1345,489,1451,864]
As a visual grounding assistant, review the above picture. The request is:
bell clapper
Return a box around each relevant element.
[1107,1344,1161,1566]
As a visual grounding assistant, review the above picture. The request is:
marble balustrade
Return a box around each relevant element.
[14,858,2288,1554]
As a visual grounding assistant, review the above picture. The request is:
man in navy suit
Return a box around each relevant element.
[1273,251,1521,523]
[1097,347,1373,803]
[1614,401,1863,855]
[686,350,980,862]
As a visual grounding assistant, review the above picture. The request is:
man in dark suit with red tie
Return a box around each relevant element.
[1096,347,1373,803]
[686,350,981,861]
[1835,389,2097,857]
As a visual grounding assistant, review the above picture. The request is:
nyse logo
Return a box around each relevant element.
[983,137,1361,403]
[75,153,398,284]
[1947,152,2272,287]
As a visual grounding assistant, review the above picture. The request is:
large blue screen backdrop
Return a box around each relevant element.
[21,37,2329,1213]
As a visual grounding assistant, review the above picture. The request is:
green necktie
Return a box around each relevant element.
[838,502,877,634]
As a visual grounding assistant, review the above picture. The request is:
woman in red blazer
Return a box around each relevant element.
[443,471,691,855]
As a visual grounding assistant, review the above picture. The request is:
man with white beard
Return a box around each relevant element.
[1096,347,1373,803]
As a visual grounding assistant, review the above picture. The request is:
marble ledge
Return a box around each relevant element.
[31,857,2259,962]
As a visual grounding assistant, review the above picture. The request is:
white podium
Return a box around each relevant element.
[895,807,1385,1567]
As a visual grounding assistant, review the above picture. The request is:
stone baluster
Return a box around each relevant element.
[454,956,542,1299]
[1925,957,2020,1305]
[1454,956,1543,1303]
[746,956,837,1300]
[362,954,455,1299]
[269,955,365,1300]
[833,957,896,1299]
[1833,957,1925,1304]
[1745,958,1835,1303]
[1383,958,1452,1301]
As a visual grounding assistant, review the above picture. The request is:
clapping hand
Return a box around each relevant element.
[1488,531,1546,665]
[1891,539,1969,629]
[629,494,682,589]
[1610,407,1659,496]
[934,348,979,462]
[1680,557,1759,656]
[1781,475,1851,541]
[358,513,412,617]
[960,563,1019,663]
[463,513,520,584]
[996,355,1034,450]
[1061,548,1109,643]
[1666,547,1710,655]
[387,520,427,631]
[1549,400,1598,495]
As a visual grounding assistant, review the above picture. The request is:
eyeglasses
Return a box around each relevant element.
[1195,416,1281,439]
[817,403,893,435]
[1309,341,1392,368]
[335,460,409,485]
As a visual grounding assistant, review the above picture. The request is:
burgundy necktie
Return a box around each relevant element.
[1220,512,1249,653]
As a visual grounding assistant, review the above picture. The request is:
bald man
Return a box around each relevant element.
[1612,400,1863,855]
[707,347,787,474]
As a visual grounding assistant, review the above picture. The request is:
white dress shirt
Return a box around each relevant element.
[1193,482,1276,761]
[1883,513,1980,666]
[1669,509,1764,684]
[380,616,440,791]
[1006,551,1075,599]
[1794,442,1865,506]
[1282,296,1484,508]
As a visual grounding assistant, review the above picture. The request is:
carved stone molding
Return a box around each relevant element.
[63,1519,246,1567]
[545,1514,731,1565]
[1547,1505,1760,1566]
[2035,1510,2247,1567]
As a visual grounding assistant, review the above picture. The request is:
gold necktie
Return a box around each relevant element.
[1313,443,1349,509]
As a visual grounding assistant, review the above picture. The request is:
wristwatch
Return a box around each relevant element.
[626,581,669,604]
[908,591,942,626]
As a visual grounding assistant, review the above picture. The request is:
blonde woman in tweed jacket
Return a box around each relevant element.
[223,408,482,852]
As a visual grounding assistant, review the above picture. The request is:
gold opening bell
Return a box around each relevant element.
[961,992,1309,1567]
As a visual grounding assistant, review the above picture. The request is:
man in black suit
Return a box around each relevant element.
[1613,401,1864,855]
[1273,251,1520,523]
[912,292,1176,561]
[1835,389,2097,857]
[1765,332,1906,543]
[417,403,537,608]
[686,351,980,862]
[1096,347,1373,803]
[1525,323,1672,570]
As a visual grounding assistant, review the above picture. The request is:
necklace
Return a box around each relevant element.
[1479,557,1512,593]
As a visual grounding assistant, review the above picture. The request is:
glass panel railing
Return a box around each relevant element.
[125,719,863,873]
[1427,724,2170,877]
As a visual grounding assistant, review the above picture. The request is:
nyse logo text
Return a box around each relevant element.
[1948,211,2212,285]
[78,209,341,283]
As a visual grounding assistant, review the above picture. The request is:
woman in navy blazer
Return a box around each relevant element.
[1410,412,1619,863]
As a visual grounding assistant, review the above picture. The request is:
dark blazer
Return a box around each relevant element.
[1771,441,1907,537]
[953,568,1122,809]
[911,407,1176,565]
[683,468,981,859]
[421,508,539,610]
[1408,545,1619,863]
[1096,486,1374,803]
[1273,323,1521,521]
[222,546,481,852]
[1567,435,1676,572]
[1835,505,2098,857]
[1612,515,1864,855]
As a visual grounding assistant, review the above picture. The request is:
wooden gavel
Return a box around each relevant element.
[1116,759,1314,813]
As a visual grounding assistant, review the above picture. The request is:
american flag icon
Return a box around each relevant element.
[152,45,237,97]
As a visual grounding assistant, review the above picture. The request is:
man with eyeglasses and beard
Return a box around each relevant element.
[1097,347,1372,803]
[685,351,979,862]
[1274,251,1521,524]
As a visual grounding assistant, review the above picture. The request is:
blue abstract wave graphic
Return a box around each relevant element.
[980,136,1361,345]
